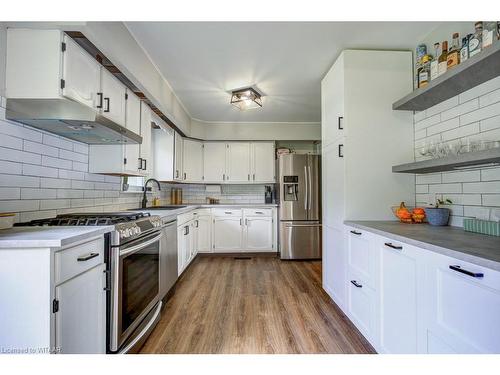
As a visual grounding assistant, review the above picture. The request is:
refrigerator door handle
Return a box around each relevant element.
[285,223,322,227]
[308,164,312,215]
[304,165,309,212]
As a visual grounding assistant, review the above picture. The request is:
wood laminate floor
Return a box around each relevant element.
[140,255,375,354]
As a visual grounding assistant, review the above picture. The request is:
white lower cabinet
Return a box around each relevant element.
[377,240,419,354]
[55,263,106,354]
[213,215,243,252]
[177,221,194,275]
[244,216,273,251]
[423,252,500,354]
[334,225,500,354]
[194,214,212,253]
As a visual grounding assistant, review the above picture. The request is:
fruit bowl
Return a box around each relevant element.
[391,202,426,224]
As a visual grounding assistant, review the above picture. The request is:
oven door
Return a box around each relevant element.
[109,231,161,352]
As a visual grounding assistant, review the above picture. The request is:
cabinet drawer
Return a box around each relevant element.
[55,237,104,284]
[347,269,377,342]
[346,226,376,288]
[212,208,242,217]
[193,209,212,216]
[243,208,272,217]
[177,212,195,226]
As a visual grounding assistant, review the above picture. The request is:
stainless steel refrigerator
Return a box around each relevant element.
[277,154,321,259]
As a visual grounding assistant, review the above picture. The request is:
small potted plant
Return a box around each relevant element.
[425,198,452,226]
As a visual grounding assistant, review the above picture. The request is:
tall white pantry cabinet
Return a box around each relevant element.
[321,50,415,311]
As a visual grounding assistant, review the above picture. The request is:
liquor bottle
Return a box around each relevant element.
[418,55,431,88]
[469,22,483,57]
[460,35,470,63]
[483,21,497,48]
[430,42,440,80]
[447,33,460,69]
[438,41,448,76]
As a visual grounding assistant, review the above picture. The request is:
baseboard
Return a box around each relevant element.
[197,252,278,258]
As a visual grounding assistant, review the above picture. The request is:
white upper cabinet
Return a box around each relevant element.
[203,142,227,183]
[61,35,101,108]
[125,89,141,135]
[100,68,126,127]
[251,142,275,183]
[226,142,251,183]
[174,132,184,181]
[153,124,175,182]
[139,104,153,174]
[182,139,203,182]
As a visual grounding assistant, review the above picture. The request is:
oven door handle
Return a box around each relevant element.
[119,233,162,257]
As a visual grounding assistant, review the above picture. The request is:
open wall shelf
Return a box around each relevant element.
[393,43,500,111]
[392,148,500,174]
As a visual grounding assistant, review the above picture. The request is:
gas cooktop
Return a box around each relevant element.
[16,212,153,227]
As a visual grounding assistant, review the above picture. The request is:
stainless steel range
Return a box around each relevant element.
[17,212,164,353]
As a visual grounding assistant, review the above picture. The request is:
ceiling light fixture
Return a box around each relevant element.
[230,87,263,110]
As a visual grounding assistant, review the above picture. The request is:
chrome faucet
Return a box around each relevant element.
[141,178,161,209]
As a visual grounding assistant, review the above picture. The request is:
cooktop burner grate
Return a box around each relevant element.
[15,212,151,227]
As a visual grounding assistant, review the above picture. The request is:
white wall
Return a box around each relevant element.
[191,119,320,141]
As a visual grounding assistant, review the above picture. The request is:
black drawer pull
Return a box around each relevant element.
[385,242,403,250]
[77,252,99,262]
[350,230,362,235]
[351,280,362,288]
[449,265,484,278]
[338,144,344,158]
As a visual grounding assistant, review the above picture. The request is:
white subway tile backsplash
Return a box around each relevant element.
[0,134,23,150]
[440,99,479,122]
[0,174,40,188]
[21,188,57,200]
[0,187,20,199]
[0,160,22,174]
[24,140,59,157]
[59,169,85,180]
[42,155,72,170]
[413,76,500,227]
[0,146,41,165]
[0,200,39,212]
[22,164,58,178]
[71,180,94,190]
[43,134,74,151]
[40,199,71,210]
[73,143,89,155]
[40,177,71,189]
[59,149,88,163]
[57,189,84,199]
[441,170,480,183]
[72,161,88,172]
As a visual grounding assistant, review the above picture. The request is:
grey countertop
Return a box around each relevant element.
[345,220,500,271]
[134,204,278,219]
[0,226,114,249]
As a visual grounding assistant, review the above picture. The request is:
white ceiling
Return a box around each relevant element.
[125,22,439,123]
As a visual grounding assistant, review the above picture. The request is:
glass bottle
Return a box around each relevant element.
[469,22,483,57]
[418,55,431,88]
[460,35,470,63]
[438,41,448,76]
[430,42,440,80]
[447,33,460,69]
[483,21,497,48]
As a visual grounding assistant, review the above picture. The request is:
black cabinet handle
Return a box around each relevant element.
[175,170,179,178]
[350,230,362,236]
[104,97,110,112]
[184,172,187,180]
[96,92,103,109]
[138,157,143,170]
[184,226,189,235]
[195,220,199,228]
[351,280,362,288]
[142,159,147,170]
[338,116,344,130]
[384,242,403,250]
[338,144,344,158]
[449,265,484,278]
[77,252,99,262]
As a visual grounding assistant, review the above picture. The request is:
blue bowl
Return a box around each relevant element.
[424,208,450,226]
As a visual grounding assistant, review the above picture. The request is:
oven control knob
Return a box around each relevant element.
[121,229,130,238]
[134,227,141,235]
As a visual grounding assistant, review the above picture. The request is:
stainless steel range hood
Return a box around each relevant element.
[6,98,142,145]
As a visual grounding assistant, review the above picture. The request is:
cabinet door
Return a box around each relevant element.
[347,269,377,343]
[251,142,275,183]
[100,68,126,126]
[126,89,141,135]
[378,240,419,354]
[323,225,347,310]
[177,225,188,275]
[195,215,212,253]
[139,104,152,174]
[226,143,251,183]
[153,125,175,181]
[244,217,273,251]
[182,139,203,182]
[55,264,106,354]
[203,142,226,183]
[321,53,344,146]
[62,35,101,109]
[423,253,500,354]
[174,132,183,181]
[322,140,345,228]
[346,228,376,288]
[213,217,243,252]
